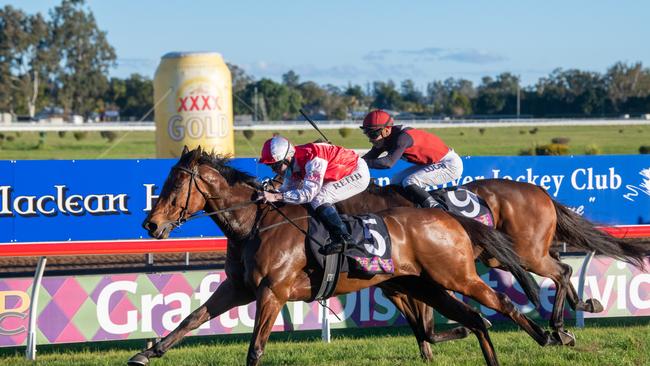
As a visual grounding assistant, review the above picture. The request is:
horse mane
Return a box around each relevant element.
[196,151,261,188]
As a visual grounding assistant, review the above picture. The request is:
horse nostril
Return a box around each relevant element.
[142,220,155,232]
[150,223,159,232]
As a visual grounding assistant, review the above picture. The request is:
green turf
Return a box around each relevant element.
[0,319,648,365]
[0,124,649,160]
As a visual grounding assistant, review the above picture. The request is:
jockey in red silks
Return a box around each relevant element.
[259,136,370,255]
[361,109,463,208]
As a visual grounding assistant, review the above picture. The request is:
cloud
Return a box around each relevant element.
[362,48,443,62]
[401,47,445,59]
[362,49,394,62]
[299,64,366,80]
[244,62,367,82]
[364,63,426,80]
[363,47,506,64]
[255,61,270,70]
[440,50,506,64]
[237,47,507,87]
[242,60,425,84]
[242,61,302,77]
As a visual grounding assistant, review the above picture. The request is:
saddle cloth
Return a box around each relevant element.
[307,213,394,275]
[430,186,495,227]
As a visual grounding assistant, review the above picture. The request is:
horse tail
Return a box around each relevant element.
[553,199,649,269]
[452,213,540,308]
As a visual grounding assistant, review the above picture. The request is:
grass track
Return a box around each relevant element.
[1,320,649,365]
[0,124,649,159]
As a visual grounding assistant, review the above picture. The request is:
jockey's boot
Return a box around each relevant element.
[405,184,441,209]
[315,204,353,255]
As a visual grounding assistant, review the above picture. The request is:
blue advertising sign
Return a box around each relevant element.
[0,155,648,244]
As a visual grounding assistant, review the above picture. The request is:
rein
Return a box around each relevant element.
[262,202,326,246]
[180,201,258,224]
[172,165,325,246]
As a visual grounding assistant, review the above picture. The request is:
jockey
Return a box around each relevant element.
[259,136,370,255]
[361,109,463,208]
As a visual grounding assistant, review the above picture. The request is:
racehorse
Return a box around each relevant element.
[336,179,650,356]
[128,147,556,366]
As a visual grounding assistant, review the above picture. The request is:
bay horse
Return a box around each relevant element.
[128,147,555,366]
[336,179,650,356]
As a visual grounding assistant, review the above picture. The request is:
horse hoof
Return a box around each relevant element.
[127,353,150,366]
[482,317,493,329]
[586,298,604,313]
[542,331,556,346]
[551,330,576,347]
[453,326,471,339]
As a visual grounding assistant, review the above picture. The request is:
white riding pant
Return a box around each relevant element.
[310,157,371,208]
[392,150,463,188]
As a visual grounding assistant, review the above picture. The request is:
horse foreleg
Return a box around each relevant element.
[382,282,472,362]
[127,278,254,366]
[247,286,285,366]
[401,293,473,344]
[411,283,498,366]
[382,288,434,361]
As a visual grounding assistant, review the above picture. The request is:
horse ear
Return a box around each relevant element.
[197,145,203,155]
[182,145,189,155]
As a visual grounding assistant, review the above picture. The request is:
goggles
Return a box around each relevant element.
[270,160,286,171]
[362,128,384,139]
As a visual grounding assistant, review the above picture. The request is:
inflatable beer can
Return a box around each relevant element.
[154,52,234,157]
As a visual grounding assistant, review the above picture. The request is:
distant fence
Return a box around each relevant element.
[0,118,648,132]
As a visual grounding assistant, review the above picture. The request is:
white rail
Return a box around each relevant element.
[0,118,647,132]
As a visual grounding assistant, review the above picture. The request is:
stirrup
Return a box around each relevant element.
[420,196,441,209]
[319,242,344,255]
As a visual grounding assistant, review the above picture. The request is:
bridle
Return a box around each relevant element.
[173,166,202,225]
[167,163,320,243]
[170,165,259,228]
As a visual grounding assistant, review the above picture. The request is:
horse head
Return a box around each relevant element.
[143,146,261,239]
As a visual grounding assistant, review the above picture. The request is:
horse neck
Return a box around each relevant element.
[204,182,259,241]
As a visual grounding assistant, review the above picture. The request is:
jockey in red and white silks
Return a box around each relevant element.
[278,142,370,207]
[259,136,370,254]
[360,109,463,208]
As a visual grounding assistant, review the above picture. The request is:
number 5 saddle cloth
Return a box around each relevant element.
[307,213,394,276]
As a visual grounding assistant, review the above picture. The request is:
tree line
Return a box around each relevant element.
[2,1,650,121]
[232,64,650,120]
[0,0,115,118]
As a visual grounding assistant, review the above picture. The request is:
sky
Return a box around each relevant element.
[10,0,650,90]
